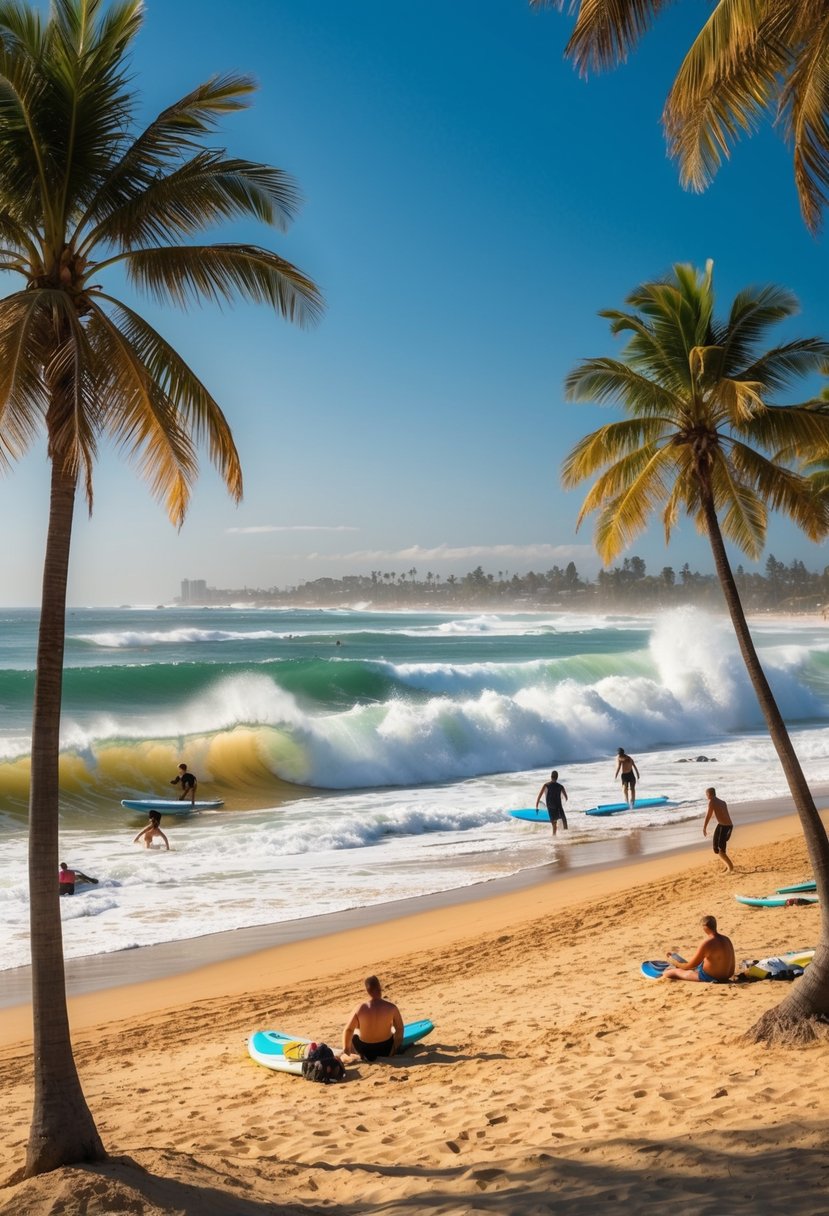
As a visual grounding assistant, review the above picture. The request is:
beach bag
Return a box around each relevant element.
[301,1043,345,1084]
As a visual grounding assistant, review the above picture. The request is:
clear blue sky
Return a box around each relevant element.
[2,0,827,606]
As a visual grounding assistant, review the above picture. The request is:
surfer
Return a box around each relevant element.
[535,770,568,836]
[342,976,404,1062]
[614,748,639,808]
[703,787,734,873]
[662,915,735,982]
[58,861,98,895]
[133,813,170,850]
[170,762,198,805]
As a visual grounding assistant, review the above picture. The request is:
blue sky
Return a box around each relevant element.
[2,0,828,606]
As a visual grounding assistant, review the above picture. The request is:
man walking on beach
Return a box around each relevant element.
[662,914,735,982]
[535,770,568,836]
[343,976,404,1062]
[614,747,639,808]
[703,787,734,873]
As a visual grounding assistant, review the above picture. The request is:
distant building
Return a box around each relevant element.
[181,579,208,604]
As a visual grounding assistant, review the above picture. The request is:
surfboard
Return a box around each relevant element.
[734,893,819,908]
[776,880,817,894]
[641,952,686,979]
[121,798,224,814]
[247,1020,434,1074]
[509,808,551,823]
[585,796,670,817]
[641,960,672,979]
[740,950,815,980]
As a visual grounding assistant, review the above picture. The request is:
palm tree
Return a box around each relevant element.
[0,0,322,1175]
[531,1,829,233]
[561,261,829,1040]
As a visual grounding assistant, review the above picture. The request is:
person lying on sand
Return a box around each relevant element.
[342,975,403,1061]
[662,914,735,983]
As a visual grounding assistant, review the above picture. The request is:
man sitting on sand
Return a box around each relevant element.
[662,915,735,983]
[343,975,404,1061]
[703,786,734,873]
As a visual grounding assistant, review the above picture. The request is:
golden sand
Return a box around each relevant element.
[1,813,827,1215]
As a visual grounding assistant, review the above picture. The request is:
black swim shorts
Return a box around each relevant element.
[621,772,636,786]
[352,1034,395,1062]
[712,823,733,853]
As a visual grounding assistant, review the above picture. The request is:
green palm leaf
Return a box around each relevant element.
[120,243,324,325]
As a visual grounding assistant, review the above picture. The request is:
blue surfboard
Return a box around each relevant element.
[735,893,819,908]
[586,796,670,817]
[776,880,817,894]
[641,959,671,979]
[509,808,551,823]
[248,1019,434,1074]
[122,798,224,815]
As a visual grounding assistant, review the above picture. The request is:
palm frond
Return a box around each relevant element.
[782,2,829,232]
[75,73,260,241]
[529,0,673,77]
[577,441,675,524]
[88,152,302,249]
[728,438,829,539]
[564,356,681,415]
[118,243,324,326]
[91,291,243,502]
[738,338,829,395]
[591,447,677,563]
[561,416,671,487]
[0,289,50,467]
[709,452,767,558]
[83,299,199,525]
[718,283,801,372]
[663,0,785,191]
[735,400,829,456]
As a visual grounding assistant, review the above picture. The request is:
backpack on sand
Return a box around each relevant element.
[301,1043,346,1084]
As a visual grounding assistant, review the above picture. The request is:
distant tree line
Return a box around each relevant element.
[184,554,829,613]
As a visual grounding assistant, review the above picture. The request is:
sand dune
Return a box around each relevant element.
[1,817,827,1215]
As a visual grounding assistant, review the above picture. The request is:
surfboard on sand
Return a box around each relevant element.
[776,880,817,894]
[735,893,819,908]
[121,798,224,815]
[586,796,670,817]
[248,1020,434,1074]
[736,893,820,908]
[641,952,686,979]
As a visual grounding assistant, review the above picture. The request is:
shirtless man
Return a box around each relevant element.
[535,770,568,836]
[662,914,735,982]
[343,975,404,1062]
[614,747,640,808]
[702,786,734,873]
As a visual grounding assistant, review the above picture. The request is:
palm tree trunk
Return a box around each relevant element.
[700,489,829,1039]
[25,456,106,1175]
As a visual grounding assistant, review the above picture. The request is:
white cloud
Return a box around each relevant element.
[304,542,596,565]
[226,524,359,535]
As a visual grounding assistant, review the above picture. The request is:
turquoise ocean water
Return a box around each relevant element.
[2,603,829,973]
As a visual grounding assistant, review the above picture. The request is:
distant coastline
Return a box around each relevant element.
[175,552,829,616]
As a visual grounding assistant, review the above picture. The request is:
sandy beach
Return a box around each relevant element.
[1,812,827,1215]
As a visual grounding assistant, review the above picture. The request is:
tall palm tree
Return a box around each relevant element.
[0,0,322,1175]
[531,1,829,233]
[561,261,829,1040]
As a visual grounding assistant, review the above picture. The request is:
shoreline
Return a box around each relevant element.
[1,812,826,1214]
[1,793,819,1049]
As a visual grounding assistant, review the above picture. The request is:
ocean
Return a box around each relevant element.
[2,603,829,976]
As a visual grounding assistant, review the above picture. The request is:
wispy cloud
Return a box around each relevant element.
[304,542,596,564]
[226,524,359,535]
